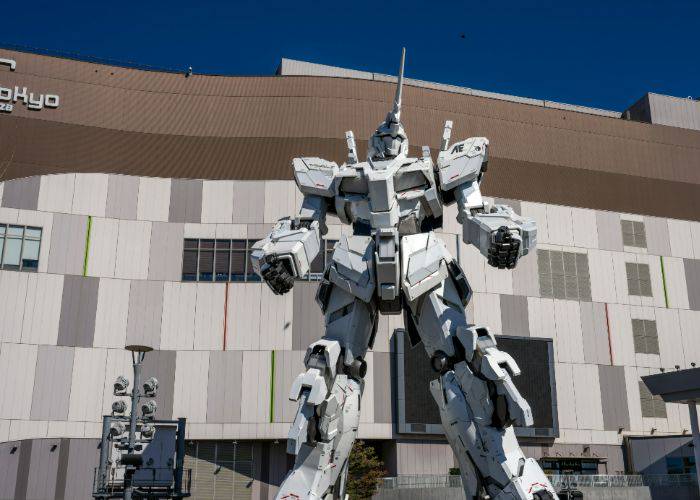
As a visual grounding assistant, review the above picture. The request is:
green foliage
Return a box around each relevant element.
[449,467,461,476]
[347,440,387,499]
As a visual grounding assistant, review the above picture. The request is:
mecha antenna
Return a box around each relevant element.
[388,47,406,124]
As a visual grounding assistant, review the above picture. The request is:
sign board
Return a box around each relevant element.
[0,58,60,113]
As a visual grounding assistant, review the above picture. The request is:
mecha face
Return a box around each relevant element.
[368,118,408,160]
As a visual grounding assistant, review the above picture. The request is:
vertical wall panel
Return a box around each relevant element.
[580,301,611,365]
[31,346,73,420]
[126,280,164,350]
[656,308,686,369]
[232,181,266,223]
[360,351,375,424]
[86,217,119,277]
[512,249,539,297]
[678,310,700,370]
[68,347,107,422]
[259,285,294,351]
[114,220,152,279]
[546,205,574,247]
[0,343,38,419]
[500,294,530,337]
[160,282,197,350]
[596,211,623,251]
[207,351,243,423]
[1,176,40,210]
[554,363,577,430]
[662,257,689,309]
[38,174,75,213]
[684,259,700,310]
[264,181,298,223]
[527,297,556,339]
[137,177,171,222]
[201,180,234,223]
[173,351,209,422]
[607,304,635,367]
[667,219,694,258]
[553,300,584,363]
[105,174,139,220]
[148,222,184,281]
[0,441,20,500]
[71,173,108,217]
[0,270,29,342]
[644,217,671,256]
[240,351,271,423]
[62,439,100,500]
[169,179,203,223]
[93,278,130,349]
[598,365,630,431]
[588,249,618,304]
[25,439,61,500]
[471,292,502,333]
[572,364,604,430]
[484,262,513,295]
[141,350,177,420]
[194,283,226,350]
[57,275,99,348]
[227,283,263,350]
[520,202,549,244]
[571,207,598,249]
[22,273,64,345]
[373,351,393,424]
[47,213,88,276]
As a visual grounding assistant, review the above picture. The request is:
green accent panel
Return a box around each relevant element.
[269,350,276,423]
[82,216,93,276]
[660,256,669,308]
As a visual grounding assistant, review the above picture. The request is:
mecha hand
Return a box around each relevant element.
[258,256,296,295]
[487,226,521,270]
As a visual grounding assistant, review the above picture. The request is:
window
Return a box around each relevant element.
[632,319,659,354]
[537,249,591,301]
[621,220,647,248]
[0,224,42,272]
[626,262,652,296]
[181,238,337,283]
[666,456,696,475]
[639,381,667,418]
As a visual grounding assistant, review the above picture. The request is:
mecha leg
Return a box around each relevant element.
[406,269,557,500]
[277,285,377,500]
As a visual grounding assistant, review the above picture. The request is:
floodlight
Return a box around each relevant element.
[113,376,129,396]
[110,422,126,437]
[141,400,157,419]
[143,377,159,397]
[112,400,127,414]
[141,424,155,439]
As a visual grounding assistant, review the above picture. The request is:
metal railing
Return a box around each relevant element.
[92,467,192,498]
[379,473,698,490]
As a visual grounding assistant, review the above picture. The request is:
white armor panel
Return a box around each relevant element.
[437,136,489,192]
[327,234,376,303]
[400,231,450,302]
[293,157,339,197]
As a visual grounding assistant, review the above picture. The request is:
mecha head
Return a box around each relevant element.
[368,48,409,161]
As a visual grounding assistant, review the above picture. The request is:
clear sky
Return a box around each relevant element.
[2,0,698,111]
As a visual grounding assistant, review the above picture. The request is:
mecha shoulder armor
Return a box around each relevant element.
[292,157,339,197]
[436,137,489,192]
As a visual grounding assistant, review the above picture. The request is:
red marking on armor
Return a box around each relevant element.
[450,173,459,180]
[316,183,325,187]
[281,495,300,499]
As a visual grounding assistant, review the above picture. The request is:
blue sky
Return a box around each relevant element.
[2,0,698,110]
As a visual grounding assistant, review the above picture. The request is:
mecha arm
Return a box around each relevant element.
[436,120,536,269]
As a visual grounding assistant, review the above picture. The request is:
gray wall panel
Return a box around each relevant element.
[57,276,99,347]
[26,439,61,500]
[140,350,176,420]
[148,222,184,281]
[684,259,700,310]
[292,282,325,350]
[48,213,88,276]
[1,176,40,210]
[54,439,70,500]
[169,179,202,223]
[233,181,266,223]
[126,281,164,350]
[63,439,100,500]
[643,216,671,256]
[596,211,623,251]
[580,302,611,365]
[373,352,393,424]
[207,351,243,423]
[0,441,20,500]
[30,346,75,420]
[598,365,630,432]
[500,295,530,337]
[105,174,139,220]
[273,350,304,424]
[14,440,32,500]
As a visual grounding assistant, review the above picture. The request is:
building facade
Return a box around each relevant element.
[0,48,699,499]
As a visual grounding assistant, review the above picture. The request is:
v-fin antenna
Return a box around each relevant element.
[390,47,406,122]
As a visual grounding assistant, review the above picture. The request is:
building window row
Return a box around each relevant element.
[537,249,591,301]
[182,238,338,283]
[621,219,646,248]
[638,381,667,419]
[626,262,652,297]
[0,224,42,272]
[632,319,659,355]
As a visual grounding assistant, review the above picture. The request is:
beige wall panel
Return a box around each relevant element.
[0,270,29,342]
[160,282,196,350]
[21,273,63,345]
[459,242,486,293]
[0,343,38,419]
[86,217,119,277]
[8,420,48,441]
[47,213,86,276]
[68,347,107,422]
[527,297,557,339]
[596,211,623,251]
[173,351,210,422]
[194,283,226,350]
[572,364,604,431]
[37,174,75,213]
[126,281,163,350]
[201,180,234,223]
[484,263,513,295]
[471,292,502,333]
[679,310,700,370]
[439,202,461,235]
[611,252,635,305]
[264,180,298,223]
[93,278,130,349]
[360,351,375,424]
[512,249,540,297]
[546,205,574,247]
[72,173,108,217]
[214,223,247,239]
[100,349,132,416]
[137,177,171,222]
[114,220,151,279]
[667,219,694,258]
[16,209,53,273]
[662,256,689,309]
[643,216,671,256]
[394,441,455,475]
[607,304,635,367]
[259,285,294,351]
[588,249,618,304]
[691,221,700,258]
[571,207,598,249]
[183,222,216,238]
[240,351,271,423]
[655,308,685,369]
[232,181,265,223]
[148,222,184,281]
[226,283,262,350]
[521,202,549,244]
[553,299,584,363]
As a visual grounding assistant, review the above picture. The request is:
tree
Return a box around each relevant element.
[347,440,387,499]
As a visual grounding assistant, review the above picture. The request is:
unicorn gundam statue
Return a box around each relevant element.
[251,49,558,500]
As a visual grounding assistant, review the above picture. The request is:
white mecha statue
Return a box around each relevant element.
[252,49,558,500]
